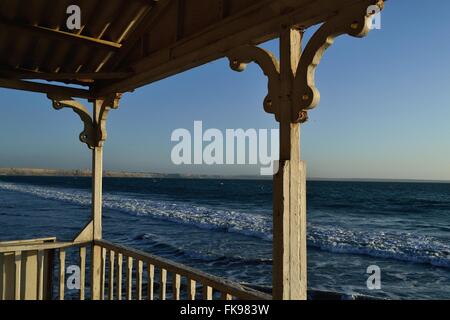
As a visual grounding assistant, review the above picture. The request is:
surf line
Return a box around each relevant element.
[180,304,215,318]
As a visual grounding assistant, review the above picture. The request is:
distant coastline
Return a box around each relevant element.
[0,168,449,183]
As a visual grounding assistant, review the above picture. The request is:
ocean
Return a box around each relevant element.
[1,176,450,300]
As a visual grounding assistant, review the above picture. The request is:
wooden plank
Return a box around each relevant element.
[0,69,132,81]
[59,249,65,300]
[147,263,154,300]
[79,247,86,300]
[187,279,196,300]
[160,268,167,300]
[108,250,115,300]
[100,247,106,300]
[136,260,143,300]
[14,252,21,300]
[116,253,123,300]
[172,273,181,300]
[126,256,133,300]
[221,292,233,300]
[202,285,213,300]
[0,18,121,51]
[0,79,93,100]
[0,238,56,246]
[37,250,44,300]
[105,0,173,70]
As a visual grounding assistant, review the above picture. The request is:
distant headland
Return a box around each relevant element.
[0,168,269,180]
[0,168,448,183]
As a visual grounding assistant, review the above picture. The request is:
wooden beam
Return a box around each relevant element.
[0,18,122,52]
[0,69,132,81]
[0,78,93,99]
[105,0,173,71]
[95,0,378,96]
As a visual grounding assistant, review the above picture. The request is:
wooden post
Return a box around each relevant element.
[272,27,307,300]
[91,99,104,300]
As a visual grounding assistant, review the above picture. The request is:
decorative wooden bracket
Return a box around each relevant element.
[228,45,281,120]
[227,0,384,123]
[47,93,121,149]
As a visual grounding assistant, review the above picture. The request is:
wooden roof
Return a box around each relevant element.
[0,0,379,99]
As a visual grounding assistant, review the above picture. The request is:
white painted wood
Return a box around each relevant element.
[137,260,143,300]
[147,263,154,300]
[116,253,123,300]
[126,256,133,300]
[172,273,180,300]
[108,250,115,300]
[187,279,196,300]
[79,247,86,300]
[59,249,65,300]
[160,268,167,300]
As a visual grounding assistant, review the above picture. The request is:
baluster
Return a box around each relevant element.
[126,256,133,300]
[136,260,143,300]
[37,250,45,300]
[172,273,181,300]
[221,292,233,300]
[147,263,154,300]
[202,285,213,300]
[100,248,106,300]
[59,249,65,300]
[187,279,196,300]
[79,247,86,300]
[108,250,115,300]
[160,268,167,300]
[14,251,21,300]
[116,253,123,300]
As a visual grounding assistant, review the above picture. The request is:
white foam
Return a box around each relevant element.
[2,180,450,268]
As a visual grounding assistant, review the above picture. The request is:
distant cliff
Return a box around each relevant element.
[0,168,267,180]
[0,168,165,178]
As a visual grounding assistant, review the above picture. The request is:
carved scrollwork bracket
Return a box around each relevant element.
[228,45,282,121]
[48,93,121,149]
[227,0,384,123]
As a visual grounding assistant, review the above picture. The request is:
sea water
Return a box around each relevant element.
[1,176,449,299]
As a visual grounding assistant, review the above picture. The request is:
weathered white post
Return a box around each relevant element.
[90,98,104,300]
[49,94,120,300]
[227,1,382,300]
[272,27,307,300]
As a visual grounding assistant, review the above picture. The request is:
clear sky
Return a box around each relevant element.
[1,0,450,179]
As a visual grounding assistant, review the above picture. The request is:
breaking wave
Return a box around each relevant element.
[1,181,450,268]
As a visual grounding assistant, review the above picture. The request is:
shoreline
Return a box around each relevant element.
[0,168,449,183]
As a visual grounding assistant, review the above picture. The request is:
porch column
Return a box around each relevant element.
[90,99,104,300]
[272,27,307,300]
[227,2,382,301]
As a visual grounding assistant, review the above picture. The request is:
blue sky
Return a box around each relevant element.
[1,0,450,179]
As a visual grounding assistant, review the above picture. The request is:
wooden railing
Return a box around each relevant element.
[0,238,91,300]
[94,240,271,300]
[1,238,271,300]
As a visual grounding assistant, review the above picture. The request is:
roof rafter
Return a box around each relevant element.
[105,0,173,71]
[0,18,122,52]
[0,78,94,99]
[0,69,133,82]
